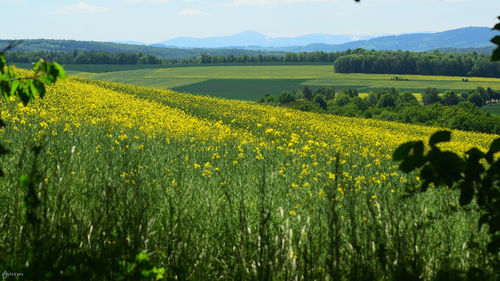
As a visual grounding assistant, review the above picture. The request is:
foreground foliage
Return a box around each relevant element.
[0,72,499,280]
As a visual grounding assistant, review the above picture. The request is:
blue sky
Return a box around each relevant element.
[1,0,499,43]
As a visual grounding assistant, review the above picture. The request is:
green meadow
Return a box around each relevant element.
[481,103,500,116]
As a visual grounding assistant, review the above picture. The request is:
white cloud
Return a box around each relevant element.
[123,0,172,3]
[232,0,338,6]
[178,9,207,16]
[56,2,109,14]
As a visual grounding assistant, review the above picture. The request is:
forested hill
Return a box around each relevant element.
[278,27,498,52]
[0,39,285,60]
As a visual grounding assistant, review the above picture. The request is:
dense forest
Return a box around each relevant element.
[6,48,500,77]
[4,50,342,65]
[333,49,500,77]
[257,86,500,134]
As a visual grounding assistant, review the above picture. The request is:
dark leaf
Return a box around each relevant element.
[421,180,430,193]
[479,214,489,226]
[492,36,500,61]
[18,85,30,106]
[0,119,5,127]
[32,146,42,155]
[0,168,3,178]
[466,147,486,159]
[459,181,474,206]
[399,155,425,173]
[488,216,500,234]
[487,234,500,253]
[429,131,451,147]
[393,142,413,161]
[488,138,500,156]
[1,83,10,100]
[0,143,8,155]
[413,141,424,157]
[32,79,46,98]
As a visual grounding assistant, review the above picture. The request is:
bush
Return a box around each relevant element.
[422,87,441,105]
[397,92,419,106]
[313,94,327,110]
[377,93,396,108]
[333,93,351,107]
[302,85,313,101]
[442,90,459,106]
[278,91,296,104]
[468,92,484,107]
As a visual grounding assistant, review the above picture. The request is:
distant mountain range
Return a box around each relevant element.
[150,30,369,49]
[285,26,498,52]
[1,26,497,60]
[142,27,498,52]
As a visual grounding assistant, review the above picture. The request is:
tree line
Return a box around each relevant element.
[257,86,500,134]
[7,48,500,78]
[4,50,344,65]
[333,49,500,77]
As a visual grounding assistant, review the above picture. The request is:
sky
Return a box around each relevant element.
[1,0,499,43]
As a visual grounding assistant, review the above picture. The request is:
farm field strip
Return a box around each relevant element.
[481,102,500,116]
[75,65,500,100]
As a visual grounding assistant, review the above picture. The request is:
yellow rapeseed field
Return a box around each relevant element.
[1,71,498,280]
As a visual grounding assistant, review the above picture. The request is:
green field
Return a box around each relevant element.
[481,103,500,116]
[12,62,332,74]
[72,65,500,100]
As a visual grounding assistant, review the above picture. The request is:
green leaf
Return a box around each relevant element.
[9,79,20,98]
[136,252,149,262]
[7,65,15,79]
[38,74,51,85]
[32,59,43,73]
[52,62,66,80]
[429,130,451,147]
[28,80,38,99]
[0,55,5,74]
[19,175,29,189]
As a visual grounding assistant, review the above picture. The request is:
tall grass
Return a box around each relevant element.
[0,77,497,280]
